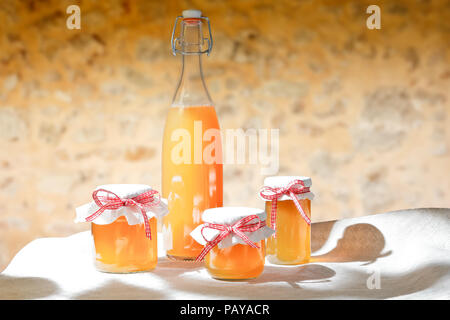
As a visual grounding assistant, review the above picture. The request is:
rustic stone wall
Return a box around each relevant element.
[0,0,449,270]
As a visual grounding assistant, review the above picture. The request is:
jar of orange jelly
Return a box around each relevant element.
[191,207,274,280]
[260,176,314,265]
[75,184,168,273]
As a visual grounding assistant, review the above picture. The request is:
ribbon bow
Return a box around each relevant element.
[86,188,161,239]
[195,215,265,262]
[259,179,311,235]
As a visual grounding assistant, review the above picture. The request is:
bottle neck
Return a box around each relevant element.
[172,20,213,107]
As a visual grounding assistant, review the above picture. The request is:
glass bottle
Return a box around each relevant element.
[162,10,223,261]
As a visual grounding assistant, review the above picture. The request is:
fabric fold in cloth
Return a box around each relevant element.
[1,208,449,300]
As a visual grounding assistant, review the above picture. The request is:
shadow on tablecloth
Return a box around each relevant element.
[73,279,168,300]
[146,259,450,299]
[0,275,59,299]
[311,222,392,265]
[129,221,407,299]
[249,264,336,288]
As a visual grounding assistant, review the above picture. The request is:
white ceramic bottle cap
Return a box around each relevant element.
[182,9,202,18]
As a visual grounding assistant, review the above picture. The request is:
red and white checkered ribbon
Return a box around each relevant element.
[259,179,311,235]
[86,188,161,240]
[195,215,266,262]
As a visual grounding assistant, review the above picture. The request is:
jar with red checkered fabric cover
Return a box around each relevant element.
[260,176,315,265]
[75,184,168,273]
[190,207,274,280]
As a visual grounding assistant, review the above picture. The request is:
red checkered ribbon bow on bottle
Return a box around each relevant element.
[195,215,266,262]
[85,188,161,240]
[259,179,311,235]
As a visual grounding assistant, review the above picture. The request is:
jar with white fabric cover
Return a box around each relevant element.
[75,184,168,273]
[260,176,314,265]
[191,207,274,280]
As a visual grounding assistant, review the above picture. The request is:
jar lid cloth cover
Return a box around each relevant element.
[75,184,168,226]
[190,207,275,250]
[260,176,315,202]
[260,176,314,232]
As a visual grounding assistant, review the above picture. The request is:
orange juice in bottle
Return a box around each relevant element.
[162,10,223,261]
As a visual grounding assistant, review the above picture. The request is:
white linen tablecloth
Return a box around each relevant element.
[1,208,449,299]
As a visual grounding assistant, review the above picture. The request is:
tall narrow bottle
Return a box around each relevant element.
[162,10,223,261]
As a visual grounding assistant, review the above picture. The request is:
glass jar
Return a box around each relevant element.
[204,240,265,280]
[91,216,158,273]
[260,176,314,265]
[191,207,274,280]
[75,184,168,273]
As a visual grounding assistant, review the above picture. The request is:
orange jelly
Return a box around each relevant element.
[266,199,311,265]
[205,241,265,280]
[91,216,158,273]
[262,176,314,265]
[191,206,273,280]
